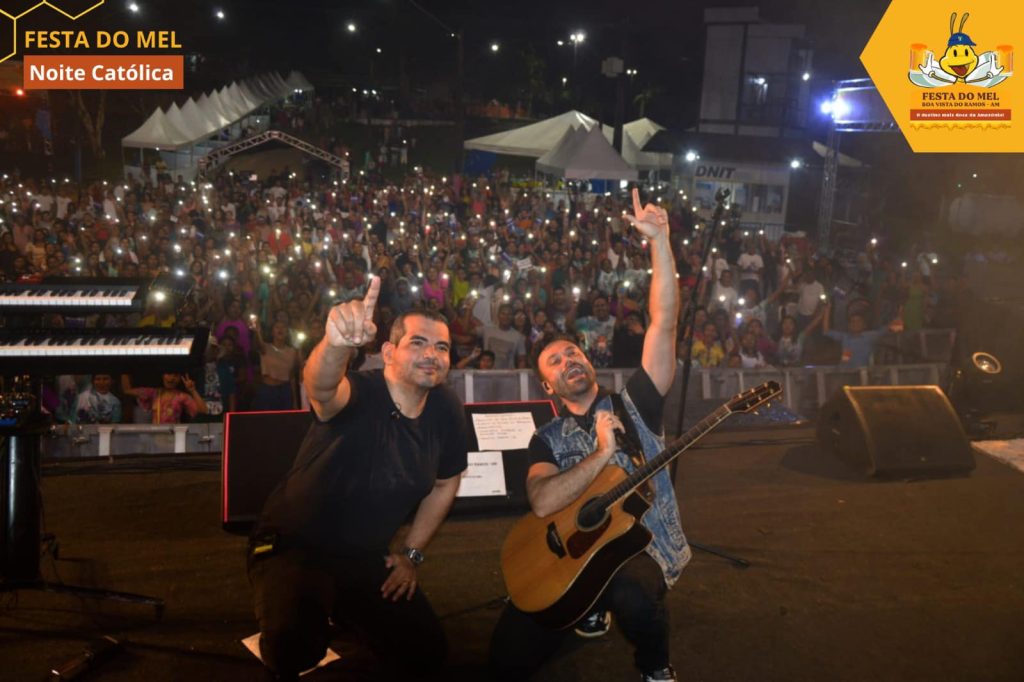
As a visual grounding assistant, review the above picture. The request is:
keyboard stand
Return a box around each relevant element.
[0,429,165,617]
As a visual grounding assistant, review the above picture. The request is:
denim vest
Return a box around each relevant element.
[535,386,691,586]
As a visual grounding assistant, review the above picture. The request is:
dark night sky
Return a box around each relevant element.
[10,0,892,128]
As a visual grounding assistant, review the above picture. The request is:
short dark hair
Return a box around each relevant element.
[389,310,449,345]
[529,332,579,380]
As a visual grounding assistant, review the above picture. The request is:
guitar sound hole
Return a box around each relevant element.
[577,498,606,531]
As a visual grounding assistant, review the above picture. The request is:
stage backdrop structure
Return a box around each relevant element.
[122,71,314,181]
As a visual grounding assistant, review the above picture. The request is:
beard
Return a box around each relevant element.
[551,361,596,399]
[400,360,447,389]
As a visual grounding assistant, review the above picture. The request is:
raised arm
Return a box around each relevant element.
[803,303,830,336]
[120,375,145,398]
[304,276,379,421]
[625,189,678,395]
[249,316,267,354]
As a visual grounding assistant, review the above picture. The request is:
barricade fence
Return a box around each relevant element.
[41,362,951,459]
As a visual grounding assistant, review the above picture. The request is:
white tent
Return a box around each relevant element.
[183,98,230,136]
[245,75,278,101]
[464,110,600,157]
[286,70,314,92]
[536,125,638,180]
[266,72,294,96]
[163,102,209,145]
[122,108,192,150]
[226,82,261,114]
[535,127,588,174]
[122,71,313,151]
[213,86,247,119]
[601,118,673,171]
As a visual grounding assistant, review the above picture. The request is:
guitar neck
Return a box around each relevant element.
[598,405,732,507]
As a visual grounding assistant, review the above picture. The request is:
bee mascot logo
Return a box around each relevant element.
[909,11,1011,87]
[909,12,1012,88]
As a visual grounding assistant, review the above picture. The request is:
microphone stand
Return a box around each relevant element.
[673,188,731,446]
[669,189,750,569]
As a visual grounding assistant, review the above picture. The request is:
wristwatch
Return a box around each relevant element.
[401,546,425,566]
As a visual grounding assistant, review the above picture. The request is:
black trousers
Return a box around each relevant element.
[488,553,670,680]
[248,544,446,679]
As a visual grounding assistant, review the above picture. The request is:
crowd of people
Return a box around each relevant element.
[0,163,965,425]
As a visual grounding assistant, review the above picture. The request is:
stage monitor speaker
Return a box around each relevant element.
[816,386,974,477]
[222,409,311,533]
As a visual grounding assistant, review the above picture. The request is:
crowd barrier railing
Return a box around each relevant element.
[41,362,951,459]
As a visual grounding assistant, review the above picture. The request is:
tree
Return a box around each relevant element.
[70,90,106,159]
[633,86,661,118]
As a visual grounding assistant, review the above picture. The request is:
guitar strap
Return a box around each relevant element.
[610,393,653,500]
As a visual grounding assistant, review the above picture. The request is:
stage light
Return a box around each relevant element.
[684,150,698,162]
[490,42,500,53]
[127,2,140,13]
[346,22,356,32]
[790,158,802,169]
[214,8,225,20]
[802,72,811,81]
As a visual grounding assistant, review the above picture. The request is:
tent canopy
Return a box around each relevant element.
[122,71,312,150]
[464,111,671,172]
[463,110,600,157]
[536,125,638,181]
[602,118,673,171]
[121,108,192,150]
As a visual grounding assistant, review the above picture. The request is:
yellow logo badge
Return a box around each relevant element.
[862,1,1023,152]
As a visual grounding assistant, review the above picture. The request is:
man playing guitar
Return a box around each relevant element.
[489,189,688,682]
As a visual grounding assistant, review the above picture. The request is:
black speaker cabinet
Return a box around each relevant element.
[222,409,312,533]
[817,386,974,477]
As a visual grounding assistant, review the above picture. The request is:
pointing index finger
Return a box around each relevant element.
[632,188,643,218]
[362,276,380,316]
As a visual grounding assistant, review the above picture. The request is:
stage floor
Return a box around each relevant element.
[2,426,1023,681]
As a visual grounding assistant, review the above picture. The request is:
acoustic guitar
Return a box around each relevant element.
[500,381,782,629]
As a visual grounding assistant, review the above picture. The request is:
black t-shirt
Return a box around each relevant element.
[257,369,468,556]
[528,368,664,468]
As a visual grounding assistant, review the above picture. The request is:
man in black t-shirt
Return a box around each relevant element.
[249,277,468,681]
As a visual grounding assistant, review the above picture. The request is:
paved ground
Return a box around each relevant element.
[1,426,1023,681]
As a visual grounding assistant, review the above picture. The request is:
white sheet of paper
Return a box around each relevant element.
[242,633,340,675]
[457,451,507,497]
[472,412,536,451]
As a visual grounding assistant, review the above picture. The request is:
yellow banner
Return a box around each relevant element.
[861,0,1023,152]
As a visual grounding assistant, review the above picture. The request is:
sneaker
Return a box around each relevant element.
[640,666,677,682]
[573,609,612,638]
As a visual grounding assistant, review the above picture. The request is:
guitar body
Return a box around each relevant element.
[500,464,653,630]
